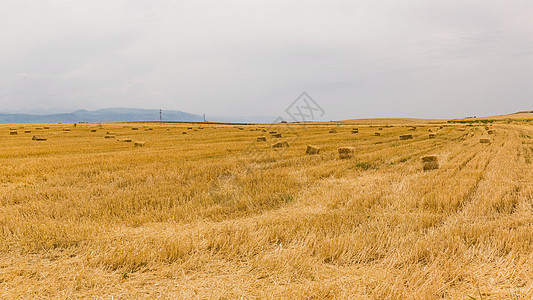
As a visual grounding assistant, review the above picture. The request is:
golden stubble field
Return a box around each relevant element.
[1,121,532,299]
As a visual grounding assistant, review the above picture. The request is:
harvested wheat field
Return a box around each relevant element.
[1,122,533,299]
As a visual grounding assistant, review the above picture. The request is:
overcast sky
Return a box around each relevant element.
[1,0,532,120]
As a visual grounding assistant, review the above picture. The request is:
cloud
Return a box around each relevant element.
[0,0,532,118]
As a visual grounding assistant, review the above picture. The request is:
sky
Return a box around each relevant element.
[1,0,532,120]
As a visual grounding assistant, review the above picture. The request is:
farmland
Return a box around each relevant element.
[1,122,532,299]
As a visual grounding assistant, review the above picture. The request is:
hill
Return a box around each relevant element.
[0,108,203,124]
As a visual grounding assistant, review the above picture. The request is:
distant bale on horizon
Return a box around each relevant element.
[272,141,289,148]
[422,155,439,171]
[32,135,47,141]
[338,147,355,159]
[306,145,320,155]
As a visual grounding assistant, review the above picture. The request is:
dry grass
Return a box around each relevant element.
[0,122,532,299]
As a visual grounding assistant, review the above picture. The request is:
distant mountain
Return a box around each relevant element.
[0,108,203,124]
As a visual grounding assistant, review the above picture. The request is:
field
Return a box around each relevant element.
[1,122,533,299]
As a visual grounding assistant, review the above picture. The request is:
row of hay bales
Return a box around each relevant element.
[104,133,145,147]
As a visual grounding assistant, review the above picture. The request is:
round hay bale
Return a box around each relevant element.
[400,135,413,140]
[480,138,490,143]
[378,128,383,130]
[36,127,43,130]
[351,129,359,134]
[429,133,436,139]
[271,133,282,138]
[132,127,139,130]
[9,127,17,131]
[272,141,289,148]
[306,145,320,155]
[329,129,337,134]
[9,131,17,135]
[338,147,355,159]
[63,128,71,131]
[374,132,381,136]
[257,136,267,142]
[182,131,187,134]
[118,138,133,142]
[32,135,47,141]
[24,130,31,133]
[134,141,145,147]
[422,155,439,171]
[104,135,116,139]
[91,129,97,132]
[487,130,495,134]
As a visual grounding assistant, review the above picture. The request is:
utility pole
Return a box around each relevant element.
[203,113,206,122]
[159,109,162,122]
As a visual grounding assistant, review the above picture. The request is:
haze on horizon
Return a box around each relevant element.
[1,0,532,121]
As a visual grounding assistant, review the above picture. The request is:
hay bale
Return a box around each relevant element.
[134,141,145,147]
[271,133,282,138]
[118,138,133,142]
[306,145,320,155]
[24,130,31,133]
[487,130,495,134]
[91,129,97,132]
[106,131,115,135]
[378,128,383,130]
[9,127,17,131]
[182,131,187,134]
[272,141,289,148]
[63,128,71,131]
[166,128,170,131]
[187,127,193,130]
[257,136,267,142]
[400,135,413,140]
[352,129,359,134]
[480,138,490,143]
[238,127,244,130]
[429,133,436,139]
[262,129,267,132]
[269,131,277,134]
[408,127,416,131]
[32,135,47,141]
[338,147,355,159]
[132,127,139,130]
[104,135,116,139]
[36,127,43,130]
[9,131,17,135]
[329,129,337,134]
[374,132,381,136]
[422,155,439,171]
